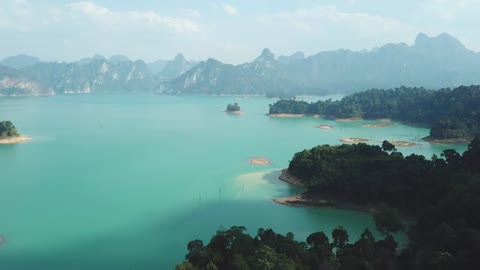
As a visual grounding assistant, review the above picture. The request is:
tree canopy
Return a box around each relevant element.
[177,226,400,270]
[0,121,19,138]
[226,103,241,112]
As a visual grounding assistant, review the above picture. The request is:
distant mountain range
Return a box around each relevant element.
[0,54,41,70]
[0,53,196,96]
[2,33,480,96]
[159,49,300,96]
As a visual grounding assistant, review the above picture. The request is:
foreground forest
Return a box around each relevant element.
[177,139,480,270]
[269,85,480,140]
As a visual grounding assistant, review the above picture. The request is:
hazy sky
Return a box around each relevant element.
[1,0,479,63]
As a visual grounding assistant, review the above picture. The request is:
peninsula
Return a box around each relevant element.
[0,121,31,144]
[274,138,479,214]
[268,85,480,143]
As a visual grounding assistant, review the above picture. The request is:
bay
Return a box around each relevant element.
[0,94,467,269]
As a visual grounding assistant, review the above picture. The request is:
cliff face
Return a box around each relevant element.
[0,65,53,96]
[0,59,158,96]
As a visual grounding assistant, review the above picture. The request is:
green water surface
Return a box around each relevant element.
[0,94,467,269]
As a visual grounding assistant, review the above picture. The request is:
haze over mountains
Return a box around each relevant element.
[1,33,480,97]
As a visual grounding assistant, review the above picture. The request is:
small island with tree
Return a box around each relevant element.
[225,103,243,114]
[0,121,31,144]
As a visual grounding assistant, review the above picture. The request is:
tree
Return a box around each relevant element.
[373,207,405,236]
[332,226,349,249]
[205,262,218,270]
[306,232,330,249]
[0,121,19,138]
[186,239,209,266]
[229,254,250,270]
[381,140,396,152]
[463,136,480,172]
[226,103,241,111]
[175,262,197,270]
[255,245,277,270]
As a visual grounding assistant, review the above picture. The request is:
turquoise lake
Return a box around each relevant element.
[0,94,467,269]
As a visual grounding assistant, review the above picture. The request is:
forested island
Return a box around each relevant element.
[0,121,30,144]
[226,103,241,112]
[269,85,480,142]
[225,103,243,114]
[177,139,480,269]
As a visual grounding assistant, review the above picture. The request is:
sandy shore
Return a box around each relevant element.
[390,141,417,147]
[362,123,393,128]
[335,117,362,122]
[422,136,471,145]
[248,157,271,165]
[340,137,371,143]
[225,110,244,115]
[0,135,31,144]
[316,125,333,130]
[279,169,307,188]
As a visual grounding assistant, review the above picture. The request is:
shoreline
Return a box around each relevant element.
[362,123,394,128]
[273,193,373,213]
[334,117,362,122]
[0,135,31,144]
[268,114,322,118]
[422,136,471,145]
[278,169,307,188]
[275,169,374,212]
[340,137,371,143]
[225,110,244,115]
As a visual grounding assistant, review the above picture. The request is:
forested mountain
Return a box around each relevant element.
[285,33,480,92]
[269,85,480,140]
[156,53,197,82]
[159,33,480,95]
[2,33,480,96]
[107,55,131,64]
[277,51,305,65]
[0,53,198,96]
[0,54,41,69]
[76,54,107,65]
[158,49,302,96]
[147,60,169,76]
[21,59,156,94]
[0,65,52,96]
[178,139,480,270]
